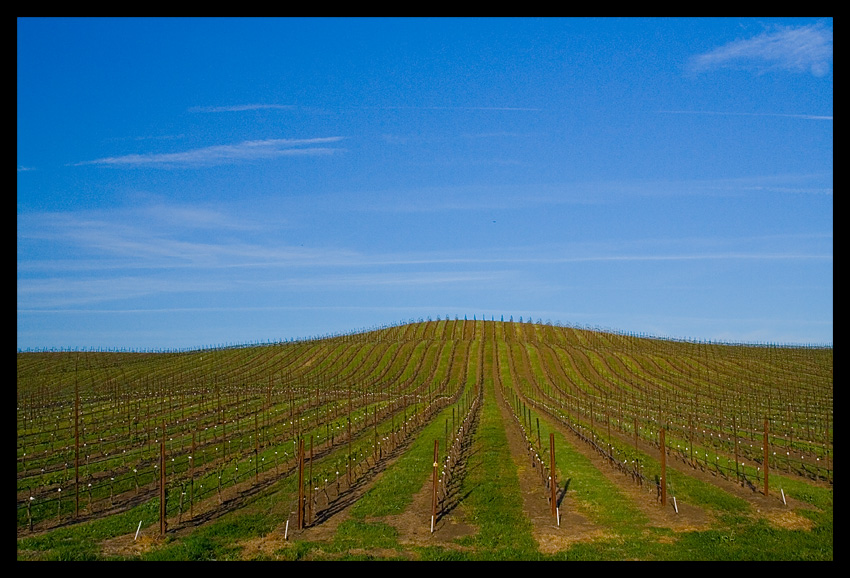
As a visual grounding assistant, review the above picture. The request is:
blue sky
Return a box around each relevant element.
[17,17,833,350]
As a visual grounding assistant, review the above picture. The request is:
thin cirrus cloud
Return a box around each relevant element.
[72,137,345,168]
[19,201,832,276]
[188,104,296,113]
[658,110,832,121]
[688,22,833,76]
[384,106,541,111]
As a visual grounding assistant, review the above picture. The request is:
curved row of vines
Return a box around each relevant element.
[17,319,832,538]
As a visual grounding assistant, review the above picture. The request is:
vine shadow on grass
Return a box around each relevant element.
[556,478,571,509]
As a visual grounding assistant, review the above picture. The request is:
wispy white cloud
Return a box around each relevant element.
[188,104,296,113]
[325,174,833,216]
[16,305,440,315]
[258,271,510,289]
[461,131,536,139]
[18,201,833,276]
[17,263,510,309]
[535,253,833,263]
[17,165,35,172]
[72,137,345,168]
[365,106,542,112]
[689,22,833,76]
[737,185,832,195]
[357,252,832,266]
[17,204,363,273]
[17,275,224,308]
[17,191,831,316]
[106,134,186,142]
[658,110,832,121]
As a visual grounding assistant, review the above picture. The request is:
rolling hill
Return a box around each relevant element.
[17,319,833,560]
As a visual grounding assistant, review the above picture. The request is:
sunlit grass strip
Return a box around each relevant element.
[523,407,765,561]
[504,391,650,534]
[453,369,538,559]
[532,394,753,515]
[533,397,827,558]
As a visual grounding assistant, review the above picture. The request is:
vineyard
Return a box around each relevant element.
[16,318,833,560]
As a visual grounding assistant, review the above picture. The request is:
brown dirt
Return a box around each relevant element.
[494,386,608,553]
[382,408,478,551]
[100,532,162,559]
[282,400,481,557]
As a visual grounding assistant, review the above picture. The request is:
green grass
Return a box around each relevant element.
[452,367,539,559]
[331,520,403,553]
[16,321,832,561]
[17,497,160,561]
[524,404,833,561]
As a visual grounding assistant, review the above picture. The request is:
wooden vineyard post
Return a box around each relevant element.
[689,413,695,467]
[633,415,642,485]
[537,418,542,450]
[445,419,449,460]
[74,362,80,519]
[373,407,378,462]
[160,422,167,536]
[763,418,770,497]
[297,437,305,530]
[348,385,352,485]
[590,400,595,444]
[309,435,313,525]
[431,439,439,533]
[550,433,557,521]
[733,416,740,485]
[634,416,638,451]
[659,427,667,507]
[190,432,195,520]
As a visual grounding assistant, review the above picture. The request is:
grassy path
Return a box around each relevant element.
[519,397,833,560]
[451,361,539,559]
